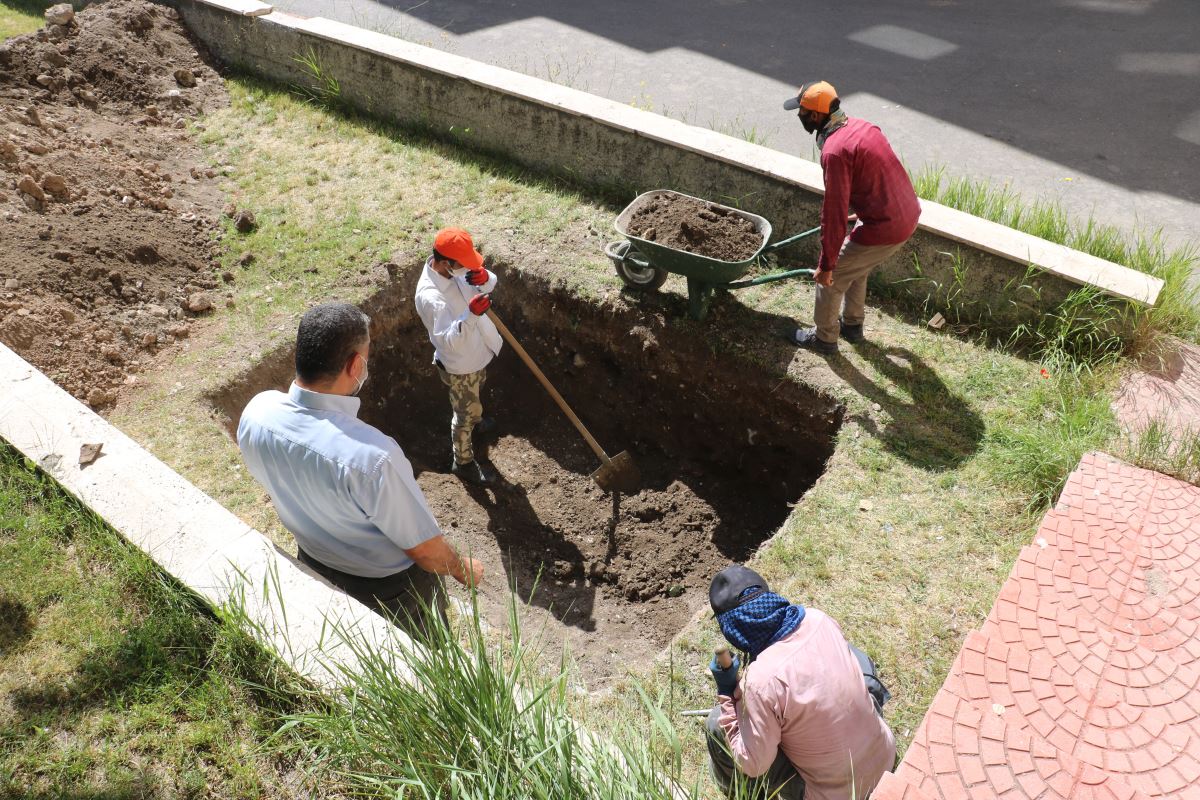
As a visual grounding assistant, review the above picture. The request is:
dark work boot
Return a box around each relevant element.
[473,417,497,437]
[451,459,496,487]
[786,327,838,355]
[839,319,865,344]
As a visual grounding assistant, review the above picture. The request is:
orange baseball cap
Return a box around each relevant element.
[783,81,838,114]
[433,227,484,269]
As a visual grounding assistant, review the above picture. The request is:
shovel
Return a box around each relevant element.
[485,308,640,494]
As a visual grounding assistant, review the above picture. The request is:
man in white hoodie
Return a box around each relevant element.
[414,227,503,487]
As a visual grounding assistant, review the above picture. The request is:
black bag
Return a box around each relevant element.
[849,643,891,714]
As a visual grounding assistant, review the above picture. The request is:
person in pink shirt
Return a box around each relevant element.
[704,565,896,800]
[781,81,921,356]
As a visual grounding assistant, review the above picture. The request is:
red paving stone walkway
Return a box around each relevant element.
[874,452,1200,800]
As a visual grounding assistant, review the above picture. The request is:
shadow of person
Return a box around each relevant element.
[826,339,984,472]
[462,442,599,633]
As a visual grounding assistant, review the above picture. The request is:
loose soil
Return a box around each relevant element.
[0,0,229,409]
[625,192,763,262]
[210,270,843,686]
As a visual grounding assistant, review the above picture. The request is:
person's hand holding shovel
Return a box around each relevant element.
[468,293,491,315]
[709,647,740,698]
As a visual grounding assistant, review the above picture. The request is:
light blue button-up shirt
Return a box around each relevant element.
[237,383,442,578]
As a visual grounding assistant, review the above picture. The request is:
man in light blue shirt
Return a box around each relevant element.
[237,302,484,634]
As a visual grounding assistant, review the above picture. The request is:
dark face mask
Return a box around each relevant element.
[800,112,821,134]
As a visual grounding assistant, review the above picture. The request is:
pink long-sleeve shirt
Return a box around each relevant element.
[718,609,896,800]
[818,117,921,272]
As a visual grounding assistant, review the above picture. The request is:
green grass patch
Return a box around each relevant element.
[910,164,1200,350]
[0,444,319,799]
[0,0,46,41]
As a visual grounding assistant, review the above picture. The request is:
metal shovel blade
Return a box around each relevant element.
[590,450,640,494]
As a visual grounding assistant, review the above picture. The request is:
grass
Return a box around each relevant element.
[910,164,1200,350]
[244,591,707,800]
[0,0,45,41]
[0,444,321,799]
[88,72,1199,797]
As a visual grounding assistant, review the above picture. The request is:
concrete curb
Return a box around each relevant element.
[0,341,409,688]
[174,0,1161,317]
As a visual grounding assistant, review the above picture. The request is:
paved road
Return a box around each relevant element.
[279,0,1200,253]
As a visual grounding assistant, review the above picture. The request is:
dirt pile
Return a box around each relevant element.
[0,0,229,408]
[626,193,763,262]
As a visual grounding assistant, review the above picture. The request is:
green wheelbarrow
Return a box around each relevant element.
[604,189,824,321]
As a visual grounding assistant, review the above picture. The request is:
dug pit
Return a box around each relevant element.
[210,267,842,686]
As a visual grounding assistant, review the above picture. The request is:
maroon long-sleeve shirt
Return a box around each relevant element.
[817,117,921,272]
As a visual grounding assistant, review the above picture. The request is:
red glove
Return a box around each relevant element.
[465,268,489,286]
[468,294,491,316]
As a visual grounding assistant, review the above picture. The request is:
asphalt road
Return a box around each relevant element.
[278,0,1200,253]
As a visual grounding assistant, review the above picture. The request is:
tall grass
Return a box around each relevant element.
[239,588,708,800]
[911,165,1200,350]
[1121,420,1200,487]
[985,360,1120,510]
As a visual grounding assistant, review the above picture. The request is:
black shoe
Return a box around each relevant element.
[451,459,496,487]
[786,327,838,355]
[839,319,865,344]
[473,417,497,437]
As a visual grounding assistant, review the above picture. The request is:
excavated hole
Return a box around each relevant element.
[210,268,843,685]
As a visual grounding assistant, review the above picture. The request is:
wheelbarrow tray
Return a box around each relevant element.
[613,190,772,284]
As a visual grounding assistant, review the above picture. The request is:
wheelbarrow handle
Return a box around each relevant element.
[760,215,858,254]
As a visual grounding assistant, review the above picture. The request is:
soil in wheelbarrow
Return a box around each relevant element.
[625,193,763,262]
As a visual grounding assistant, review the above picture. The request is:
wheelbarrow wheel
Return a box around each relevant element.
[605,240,669,291]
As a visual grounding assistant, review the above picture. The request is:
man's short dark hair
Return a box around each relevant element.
[295,302,370,384]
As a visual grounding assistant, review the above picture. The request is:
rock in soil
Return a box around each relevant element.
[184,292,213,313]
[0,0,228,409]
[233,209,256,233]
[44,3,74,25]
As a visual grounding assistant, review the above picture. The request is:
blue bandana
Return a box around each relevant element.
[718,591,805,659]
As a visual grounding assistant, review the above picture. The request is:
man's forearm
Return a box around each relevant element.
[407,535,468,580]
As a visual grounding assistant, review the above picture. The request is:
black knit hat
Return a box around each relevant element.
[709,564,770,615]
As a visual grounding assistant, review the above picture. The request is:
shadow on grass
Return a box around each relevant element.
[828,340,985,471]
[9,782,162,800]
[1,0,51,15]
[7,612,209,721]
[0,594,34,656]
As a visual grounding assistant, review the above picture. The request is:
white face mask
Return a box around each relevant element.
[450,266,469,279]
[351,358,369,396]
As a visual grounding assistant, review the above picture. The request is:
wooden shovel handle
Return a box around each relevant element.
[485,308,612,466]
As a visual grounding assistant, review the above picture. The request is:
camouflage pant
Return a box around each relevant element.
[438,365,486,465]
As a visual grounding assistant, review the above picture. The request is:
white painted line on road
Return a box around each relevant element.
[847,25,957,62]
[1057,0,1157,13]
[1176,109,1200,148]
[1117,52,1200,77]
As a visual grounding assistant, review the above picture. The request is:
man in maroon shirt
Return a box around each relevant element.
[783,81,921,355]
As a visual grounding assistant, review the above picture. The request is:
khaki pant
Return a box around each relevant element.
[814,238,910,344]
[438,364,486,465]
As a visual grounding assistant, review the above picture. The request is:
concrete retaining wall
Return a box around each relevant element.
[173,0,1161,334]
